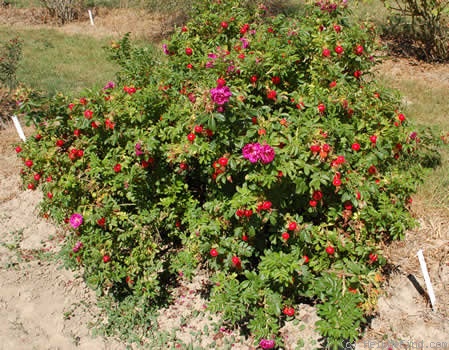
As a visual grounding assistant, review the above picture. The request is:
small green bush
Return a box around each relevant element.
[383,0,449,61]
[16,0,443,347]
[0,37,22,91]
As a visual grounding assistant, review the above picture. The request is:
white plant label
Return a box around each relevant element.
[417,249,436,309]
[88,10,95,26]
[11,115,26,142]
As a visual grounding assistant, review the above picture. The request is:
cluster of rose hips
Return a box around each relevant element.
[236,208,253,218]
[68,148,84,161]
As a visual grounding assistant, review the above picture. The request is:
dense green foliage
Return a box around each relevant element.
[15,0,442,347]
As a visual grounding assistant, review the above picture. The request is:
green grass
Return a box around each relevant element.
[0,26,118,95]
[7,0,42,7]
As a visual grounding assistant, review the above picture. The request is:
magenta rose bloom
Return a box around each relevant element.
[240,37,249,49]
[103,81,115,90]
[72,241,83,253]
[259,339,275,349]
[210,85,232,105]
[162,44,170,55]
[259,144,275,164]
[69,213,83,229]
[242,143,262,163]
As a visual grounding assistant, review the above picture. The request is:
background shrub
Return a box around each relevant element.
[39,0,84,24]
[383,0,449,61]
[0,37,22,91]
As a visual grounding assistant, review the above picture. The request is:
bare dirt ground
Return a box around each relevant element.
[0,6,448,349]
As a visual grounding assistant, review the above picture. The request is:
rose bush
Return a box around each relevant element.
[16,0,443,348]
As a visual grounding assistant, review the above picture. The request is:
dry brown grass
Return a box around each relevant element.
[0,6,182,41]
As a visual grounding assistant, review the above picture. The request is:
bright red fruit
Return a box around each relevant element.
[102,255,111,263]
[25,159,33,167]
[33,173,41,181]
[333,176,342,187]
[336,155,345,164]
[317,103,326,114]
[282,306,295,317]
[47,192,53,199]
[370,135,377,144]
[231,256,241,267]
[15,146,22,153]
[334,45,344,55]
[181,26,188,32]
[312,190,323,201]
[309,200,317,207]
[56,139,64,147]
[355,45,364,55]
[398,113,406,122]
[77,150,84,157]
[267,90,277,101]
[221,21,228,29]
[185,47,193,56]
[250,75,258,84]
[329,80,337,88]
[344,201,353,211]
[333,24,341,33]
[326,246,335,255]
[113,164,121,173]
[179,163,188,171]
[281,232,290,241]
[84,109,93,119]
[240,23,250,34]
[187,133,196,142]
[218,157,228,166]
[262,201,272,210]
[310,144,321,153]
[303,255,310,263]
[353,70,362,79]
[27,183,35,190]
[369,253,378,263]
[271,76,281,85]
[287,222,297,231]
[73,129,81,137]
[194,125,203,133]
[97,217,106,227]
[322,48,331,57]
[351,143,361,151]
[210,248,219,257]
[217,77,226,86]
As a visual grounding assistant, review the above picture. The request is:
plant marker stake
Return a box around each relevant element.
[88,10,95,26]
[11,115,26,141]
[417,249,436,310]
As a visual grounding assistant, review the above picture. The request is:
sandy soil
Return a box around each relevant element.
[0,6,448,349]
